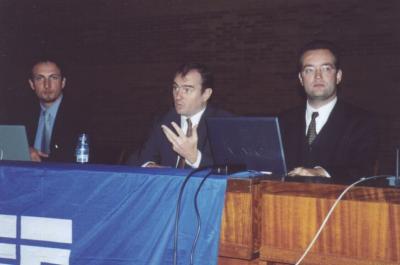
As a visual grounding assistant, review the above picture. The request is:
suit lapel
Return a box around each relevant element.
[196,106,211,153]
[312,101,345,147]
[295,107,309,165]
[163,106,211,167]
[163,111,180,167]
[50,98,66,150]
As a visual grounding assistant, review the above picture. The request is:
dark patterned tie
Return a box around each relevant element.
[177,118,192,168]
[307,112,319,145]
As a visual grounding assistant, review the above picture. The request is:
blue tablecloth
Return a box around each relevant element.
[0,161,228,265]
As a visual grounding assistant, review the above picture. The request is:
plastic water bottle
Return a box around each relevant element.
[75,133,89,163]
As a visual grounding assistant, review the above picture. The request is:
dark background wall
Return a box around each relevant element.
[1,0,399,173]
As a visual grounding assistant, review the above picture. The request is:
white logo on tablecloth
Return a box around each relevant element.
[0,214,72,265]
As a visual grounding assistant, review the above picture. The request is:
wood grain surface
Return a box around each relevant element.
[219,177,262,260]
[259,181,400,265]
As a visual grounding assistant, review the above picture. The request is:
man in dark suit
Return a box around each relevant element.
[279,40,379,182]
[134,63,230,168]
[23,58,83,162]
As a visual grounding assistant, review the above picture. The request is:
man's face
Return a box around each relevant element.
[172,70,212,117]
[299,49,342,107]
[29,62,66,107]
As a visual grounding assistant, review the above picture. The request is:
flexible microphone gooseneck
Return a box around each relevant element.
[173,164,231,265]
[190,170,213,265]
[173,166,212,265]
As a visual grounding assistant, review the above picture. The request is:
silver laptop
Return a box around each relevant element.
[0,125,31,161]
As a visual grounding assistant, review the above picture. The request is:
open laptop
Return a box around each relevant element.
[0,125,31,161]
[206,117,287,176]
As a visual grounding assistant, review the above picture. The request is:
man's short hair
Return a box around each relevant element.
[29,57,64,79]
[298,40,341,71]
[175,62,214,91]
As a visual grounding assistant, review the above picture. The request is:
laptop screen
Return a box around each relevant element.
[0,125,31,161]
[206,117,287,176]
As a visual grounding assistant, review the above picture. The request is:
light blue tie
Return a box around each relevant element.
[41,110,52,154]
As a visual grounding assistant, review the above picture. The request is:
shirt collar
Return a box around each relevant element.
[181,107,206,127]
[305,97,337,133]
[40,94,63,118]
[306,97,337,117]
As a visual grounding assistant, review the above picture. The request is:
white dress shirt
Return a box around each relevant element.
[305,97,337,135]
[142,107,206,168]
[178,107,206,168]
[304,97,337,177]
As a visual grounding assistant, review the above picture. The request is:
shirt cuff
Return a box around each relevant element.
[186,150,202,168]
[314,166,331,178]
[142,161,155,167]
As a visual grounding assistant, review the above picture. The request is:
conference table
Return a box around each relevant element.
[1,161,399,265]
[0,161,227,265]
[219,175,400,265]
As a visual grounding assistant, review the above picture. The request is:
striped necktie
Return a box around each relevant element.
[177,118,192,168]
[306,112,319,145]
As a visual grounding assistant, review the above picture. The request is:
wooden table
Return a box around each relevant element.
[259,180,400,265]
[218,177,262,265]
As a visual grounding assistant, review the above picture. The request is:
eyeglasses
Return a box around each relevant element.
[32,75,62,83]
[172,85,196,95]
[302,64,336,75]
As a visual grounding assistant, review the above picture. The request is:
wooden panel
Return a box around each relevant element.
[259,181,400,265]
[218,256,260,265]
[219,177,262,259]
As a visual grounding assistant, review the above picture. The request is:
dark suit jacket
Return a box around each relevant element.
[279,100,379,182]
[22,96,85,163]
[133,105,231,168]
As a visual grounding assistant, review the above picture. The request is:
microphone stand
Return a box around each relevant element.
[388,147,400,187]
[396,147,399,186]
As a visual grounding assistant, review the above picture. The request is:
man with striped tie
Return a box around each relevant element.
[133,63,230,168]
[279,40,379,182]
